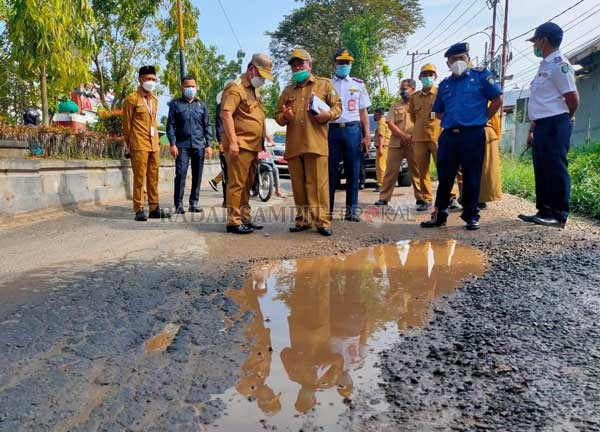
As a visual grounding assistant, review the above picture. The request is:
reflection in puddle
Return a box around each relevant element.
[144,323,181,353]
[213,240,486,431]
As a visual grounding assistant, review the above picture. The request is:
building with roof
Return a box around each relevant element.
[567,35,600,146]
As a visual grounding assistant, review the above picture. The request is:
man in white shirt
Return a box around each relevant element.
[328,49,372,221]
[519,22,579,228]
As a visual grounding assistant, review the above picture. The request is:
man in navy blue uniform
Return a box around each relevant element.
[167,75,213,214]
[518,22,579,228]
[421,43,503,230]
[328,48,372,221]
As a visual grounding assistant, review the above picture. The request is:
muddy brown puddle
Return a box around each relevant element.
[208,240,486,431]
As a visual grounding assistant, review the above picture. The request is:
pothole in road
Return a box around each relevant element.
[211,240,486,431]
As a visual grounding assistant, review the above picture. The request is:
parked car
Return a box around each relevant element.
[271,131,288,175]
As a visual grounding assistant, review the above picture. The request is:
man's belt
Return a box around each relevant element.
[448,125,486,133]
[330,121,360,128]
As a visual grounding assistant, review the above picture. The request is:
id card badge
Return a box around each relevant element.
[430,112,436,120]
[150,126,155,137]
[348,99,357,112]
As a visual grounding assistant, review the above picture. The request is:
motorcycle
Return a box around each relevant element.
[251,150,275,202]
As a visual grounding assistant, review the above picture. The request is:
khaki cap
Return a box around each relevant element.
[288,48,312,65]
[251,53,274,81]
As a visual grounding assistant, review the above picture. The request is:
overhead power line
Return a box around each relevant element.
[217,0,243,51]
[408,0,468,53]
[508,0,587,42]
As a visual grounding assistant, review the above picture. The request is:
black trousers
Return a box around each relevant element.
[435,126,486,223]
[174,146,205,208]
[532,113,572,222]
[219,151,228,204]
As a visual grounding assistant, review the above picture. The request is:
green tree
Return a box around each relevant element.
[260,79,282,119]
[158,0,246,132]
[90,0,163,109]
[7,0,96,125]
[268,0,422,88]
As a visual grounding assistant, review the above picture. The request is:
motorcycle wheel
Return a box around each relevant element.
[258,170,274,202]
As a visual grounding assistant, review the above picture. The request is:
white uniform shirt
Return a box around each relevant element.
[528,50,577,121]
[331,76,371,123]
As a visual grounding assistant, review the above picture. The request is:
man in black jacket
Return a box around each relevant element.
[167,75,213,214]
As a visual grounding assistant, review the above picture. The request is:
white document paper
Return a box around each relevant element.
[310,94,330,115]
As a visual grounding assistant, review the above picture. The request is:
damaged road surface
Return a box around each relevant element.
[1,186,600,431]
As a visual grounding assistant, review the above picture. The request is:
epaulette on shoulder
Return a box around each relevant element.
[351,77,364,84]
[472,66,485,72]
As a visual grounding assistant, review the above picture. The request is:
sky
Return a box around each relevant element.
[159,0,600,113]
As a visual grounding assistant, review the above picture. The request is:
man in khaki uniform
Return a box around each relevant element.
[374,79,421,206]
[373,107,390,192]
[275,48,342,236]
[221,54,274,234]
[409,64,459,211]
[122,65,171,221]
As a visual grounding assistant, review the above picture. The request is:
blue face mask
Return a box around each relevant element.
[183,87,197,99]
[335,64,352,78]
[400,90,410,101]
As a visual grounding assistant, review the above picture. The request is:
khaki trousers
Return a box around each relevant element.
[412,140,459,202]
[130,150,160,212]
[226,148,257,226]
[375,145,388,187]
[379,145,422,203]
[288,153,331,228]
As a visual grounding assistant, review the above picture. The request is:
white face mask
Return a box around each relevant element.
[141,80,157,92]
[450,60,469,76]
[250,76,265,88]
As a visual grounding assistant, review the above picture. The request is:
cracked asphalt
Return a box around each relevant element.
[1,178,599,431]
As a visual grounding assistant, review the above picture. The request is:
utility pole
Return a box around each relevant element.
[407,50,430,80]
[488,0,499,75]
[176,0,187,80]
[500,0,510,90]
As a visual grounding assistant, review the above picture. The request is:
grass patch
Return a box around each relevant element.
[501,142,600,220]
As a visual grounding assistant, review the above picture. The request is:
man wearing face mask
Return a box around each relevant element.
[221,53,273,234]
[421,43,503,231]
[518,22,579,229]
[122,65,172,221]
[275,48,342,236]
[167,76,213,215]
[374,79,421,207]
[409,64,459,212]
[328,49,372,221]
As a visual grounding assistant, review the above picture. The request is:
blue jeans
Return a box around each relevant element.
[532,113,572,222]
[435,127,486,223]
[174,146,205,208]
[328,124,362,216]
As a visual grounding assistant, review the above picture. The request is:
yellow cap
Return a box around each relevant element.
[251,53,274,81]
[334,48,355,62]
[420,63,437,74]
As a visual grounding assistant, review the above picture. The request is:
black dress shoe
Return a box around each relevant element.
[188,206,203,213]
[344,214,361,222]
[532,216,565,229]
[466,220,481,230]
[421,219,447,228]
[148,207,172,219]
[174,206,185,214]
[416,202,432,212]
[374,199,388,206]
[518,213,537,223]
[226,224,254,234]
[244,222,264,230]
[478,202,487,210]
[317,227,333,236]
[134,209,148,221]
[289,225,312,233]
